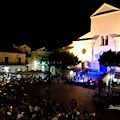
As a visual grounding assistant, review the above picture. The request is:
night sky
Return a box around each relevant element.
[1,0,120,51]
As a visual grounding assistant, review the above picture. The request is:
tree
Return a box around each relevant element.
[48,48,80,72]
[98,49,116,68]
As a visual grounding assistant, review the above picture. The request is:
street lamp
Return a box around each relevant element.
[46,60,62,110]
[46,61,54,111]
[47,63,51,109]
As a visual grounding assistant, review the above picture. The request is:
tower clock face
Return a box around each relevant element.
[81,48,86,54]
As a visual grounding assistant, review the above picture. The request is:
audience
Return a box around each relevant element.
[0,77,119,120]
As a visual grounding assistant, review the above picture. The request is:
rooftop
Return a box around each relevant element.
[0,46,25,54]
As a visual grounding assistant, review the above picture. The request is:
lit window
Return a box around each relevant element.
[42,66,45,71]
[16,68,21,72]
[3,67,10,73]
[52,67,54,72]
[38,55,41,57]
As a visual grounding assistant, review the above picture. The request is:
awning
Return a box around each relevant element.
[14,70,44,75]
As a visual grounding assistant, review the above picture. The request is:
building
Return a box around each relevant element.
[63,3,120,73]
[13,43,56,76]
[28,47,50,71]
[13,43,32,71]
[28,47,55,75]
[0,46,26,74]
[13,44,56,78]
[13,43,31,55]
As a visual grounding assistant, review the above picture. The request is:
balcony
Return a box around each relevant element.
[41,55,49,61]
[0,62,26,65]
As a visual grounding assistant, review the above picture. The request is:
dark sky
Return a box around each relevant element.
[1,0,120,51]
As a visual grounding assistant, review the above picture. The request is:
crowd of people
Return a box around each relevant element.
[0,78,81,120]
[1,76,120,119]
[92,79,120,105]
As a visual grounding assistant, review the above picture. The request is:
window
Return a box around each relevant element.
[26,59,28,64]
[5,57,9,64]
[42,66,45,71]
[38,55,41,57]
[16,68,21,72]
[101,36,104,45]
[101,35,108,46]
[105,35,108,45]
[39,61,42,64]
[52,67,54,72]
[18,57,21,64]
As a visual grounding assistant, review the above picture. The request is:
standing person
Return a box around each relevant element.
[70,100,73,111]
[73,99,77,109]
[66,110,73,120]
[58,76,60,83]
[108,80,110,92]
[72,109,77,120]
[98,79,103,96]
[85,75,87,82]
[46,86,49,97]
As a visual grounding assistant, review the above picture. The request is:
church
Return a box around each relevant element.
[64,3,120,73]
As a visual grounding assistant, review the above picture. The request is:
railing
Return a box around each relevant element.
[0,62,26,65]
[26,54,31,57]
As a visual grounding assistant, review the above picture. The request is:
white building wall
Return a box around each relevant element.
[73,40,93,69]
[71,4,120,72]
[93,35,117,71]
[116,37,120,52]
[91,11,120,35]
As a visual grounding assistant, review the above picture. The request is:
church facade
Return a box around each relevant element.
[65,3,120,72]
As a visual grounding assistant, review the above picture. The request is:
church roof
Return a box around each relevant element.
[78,32,97,40]
[79,32,93,39]
[64,43,74,49]
[61,43,74,50]
[109,34,120,38]
[0,46,25,54]
[91,3,120,17]
[115,35,120,37]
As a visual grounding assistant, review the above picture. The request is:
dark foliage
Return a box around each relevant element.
[98,49,120,67]
[47,48,80,70]
[116,51,120,67]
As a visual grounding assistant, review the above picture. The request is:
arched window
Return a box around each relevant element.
[101,36,104,45]
[105,35,108,45]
